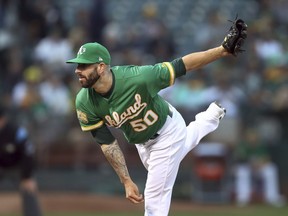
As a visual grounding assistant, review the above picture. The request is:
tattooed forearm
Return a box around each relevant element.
[101,140,130,183]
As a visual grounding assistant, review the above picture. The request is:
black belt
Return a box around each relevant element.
[150,108,173,140]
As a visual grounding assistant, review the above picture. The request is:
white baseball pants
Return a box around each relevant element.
[136,102,224,216]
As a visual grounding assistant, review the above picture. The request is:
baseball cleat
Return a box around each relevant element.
[213,101,226,120]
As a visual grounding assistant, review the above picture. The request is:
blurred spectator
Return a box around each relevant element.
[39,66,72,117]
[255,31,286,66]
[243,61,263,99]
[15,0,64,67]
[193,11,227,50]
[11,65,47,125]
[0,105,43,216]
[203,68,246,145]
[234,127,286,207]
[138,2,176,62]
[261,66,288,143]
[204,69,246,118]
[263,66,288,110]
[0,45,24,106]
[102,21,122,50]
[33,25,74,72]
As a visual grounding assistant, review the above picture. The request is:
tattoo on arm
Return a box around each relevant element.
[101,140,130,183]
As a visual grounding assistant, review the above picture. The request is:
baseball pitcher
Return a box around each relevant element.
[66,17,247,216]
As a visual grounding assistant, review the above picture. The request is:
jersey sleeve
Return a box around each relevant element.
[75,93,104,132]
[171,57,186,78]
[138,58,186,97]
[138,62,175,97]
[90,125,116,145]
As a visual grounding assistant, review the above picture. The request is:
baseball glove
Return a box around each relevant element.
[222,17,248,56]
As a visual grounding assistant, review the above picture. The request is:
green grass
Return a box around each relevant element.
[3,205,288,216]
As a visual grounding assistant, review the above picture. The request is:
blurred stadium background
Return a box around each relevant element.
[0,0,288,214]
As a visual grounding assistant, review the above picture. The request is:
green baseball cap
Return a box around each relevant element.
[66,42,111,65]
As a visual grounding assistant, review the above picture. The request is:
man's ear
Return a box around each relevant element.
[99,63,109,75]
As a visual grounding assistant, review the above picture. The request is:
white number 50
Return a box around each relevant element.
[130,110,158,132]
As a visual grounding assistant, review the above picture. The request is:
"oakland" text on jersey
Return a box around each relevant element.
[105,94,147,128]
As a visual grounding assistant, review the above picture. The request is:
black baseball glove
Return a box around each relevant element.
[222,17,248,56]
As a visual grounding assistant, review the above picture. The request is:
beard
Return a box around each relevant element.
[80,69,100,88]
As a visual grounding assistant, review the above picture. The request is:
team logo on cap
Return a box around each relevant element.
[77,46,86,56]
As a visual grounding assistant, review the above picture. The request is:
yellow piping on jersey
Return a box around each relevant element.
[163,62,175,86]
[81,120,104,131]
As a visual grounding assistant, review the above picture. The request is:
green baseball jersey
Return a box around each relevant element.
[76,62,177,144]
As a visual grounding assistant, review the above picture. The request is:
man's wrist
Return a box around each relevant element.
[220,45,231,56]
[122,177,132,185]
